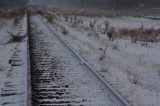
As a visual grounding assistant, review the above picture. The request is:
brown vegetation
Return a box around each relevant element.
[8,32,26,42]
[0,8,25,19]
[106,27,160,43]
[62,27,69,35]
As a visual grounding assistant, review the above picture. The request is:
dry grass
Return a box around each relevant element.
[36,9,57,24]
[107,28,119,41]
[13,17,22,26]
[0,66,3,72]
[34,7,160,44]
[112,44,119,50]
[62,27,69,35]
[0,8,25,19]
[45,15,54,23]
[128,72,140,85]
[8,32,25,43]
[87,31,99,38]
[55,8,159,18]
[100,65,111,75]
[0,18,6,27]
[36,10,57,24]
[107,27,160,43]
[99,47,107,61]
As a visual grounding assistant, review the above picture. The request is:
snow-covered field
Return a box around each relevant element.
[42,9,160,106]
[0,7,159,106]
[0,11,28,106]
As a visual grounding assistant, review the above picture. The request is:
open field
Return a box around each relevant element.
[34,7,160,106]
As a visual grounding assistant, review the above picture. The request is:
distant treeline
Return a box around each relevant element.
[32,0,160,9]
[0,0,160,9]
[0,0,28,8]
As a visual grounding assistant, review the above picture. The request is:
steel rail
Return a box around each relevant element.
[26,10,32,106]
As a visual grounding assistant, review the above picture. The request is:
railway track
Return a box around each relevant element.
[29,15,129,106]
[0,15,28,106]
[1,43,27,106]
[0,10,129,106]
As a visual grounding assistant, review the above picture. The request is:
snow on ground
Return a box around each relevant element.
[0,14,28,105]
[56,13,160,29]
[0,19,17,94]
[98,17,160,29]
[44,13,160,106]
[30,16,126,106]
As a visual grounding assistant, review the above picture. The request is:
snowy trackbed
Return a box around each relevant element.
[1,44,27,106]
[0,15,28,106]
[29,15,129,106]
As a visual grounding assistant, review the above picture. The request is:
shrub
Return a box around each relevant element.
[13,17,21,26]
[113,28,160,43]
[89,19,97,30]
[119,28,130,36]
[45,15,54,23]
[128,72,139,85]
[104,20,110,30]
[62,27,69,35]
[107,27,118,41]
[99,47,107,61]
[64,15,69,22]
[8,32,25,42]
[88,31,99,38]
[112,44,119,50]
[0,8,25,19]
